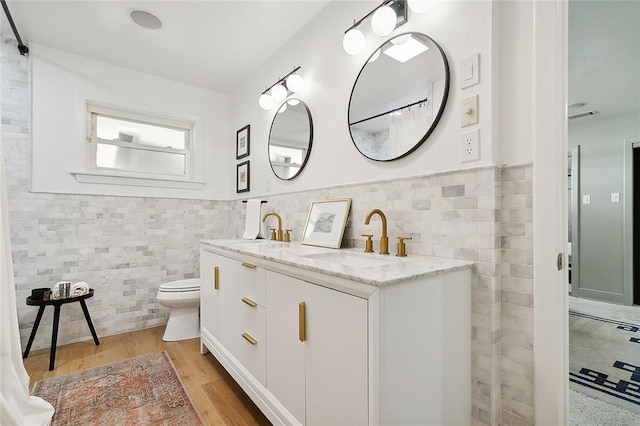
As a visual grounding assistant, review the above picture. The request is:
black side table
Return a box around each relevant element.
[23,289,100,370]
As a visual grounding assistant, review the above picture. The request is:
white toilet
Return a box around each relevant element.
[156,278,201,342]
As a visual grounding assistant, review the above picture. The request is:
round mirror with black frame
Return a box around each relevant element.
[348,32,450,162]
[268,99,313,180]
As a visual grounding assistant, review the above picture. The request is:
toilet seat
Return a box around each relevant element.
[159,278,200,293]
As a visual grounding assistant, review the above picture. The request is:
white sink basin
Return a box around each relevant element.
[302,251,400,268]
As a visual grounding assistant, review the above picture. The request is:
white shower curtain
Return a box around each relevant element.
[0,131,54,424]
[389,103,432,157]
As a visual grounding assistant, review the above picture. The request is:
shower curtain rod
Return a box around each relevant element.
[1,0,29,55]
[349,96,428,126]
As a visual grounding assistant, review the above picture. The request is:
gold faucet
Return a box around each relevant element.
[262,212,284,241]
[364,209,389,254]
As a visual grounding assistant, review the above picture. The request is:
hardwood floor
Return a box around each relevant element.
[23,326,271,425]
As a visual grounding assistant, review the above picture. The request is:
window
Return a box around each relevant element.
[87,104,193,179]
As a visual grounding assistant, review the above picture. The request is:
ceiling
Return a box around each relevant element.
[568,0,640,120]
[2,0,637,116]
[0,0,331,94]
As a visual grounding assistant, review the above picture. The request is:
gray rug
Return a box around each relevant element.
[569,309,640,415]
[569,390,640,426]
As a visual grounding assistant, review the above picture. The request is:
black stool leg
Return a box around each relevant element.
[79,299,100,346]
[23,305,46,359]
[49,305,61,371]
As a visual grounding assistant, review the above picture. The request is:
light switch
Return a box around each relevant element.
[583,195,591,205]
[611,193,620,203]
[461,95,479,127]
[460,53,479,89]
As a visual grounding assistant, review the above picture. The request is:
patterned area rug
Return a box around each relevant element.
[569,310,640,416]
[32,352,203,425]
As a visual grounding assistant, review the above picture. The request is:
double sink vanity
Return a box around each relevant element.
[199,237,473,425]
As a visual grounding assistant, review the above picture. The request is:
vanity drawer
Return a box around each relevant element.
[235,327,266,386]
[239,298,266,345]
[237,261,266,307]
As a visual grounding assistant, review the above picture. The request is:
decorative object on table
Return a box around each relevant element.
[569,309,640,415]
[236,160,250,193]
[242,199,267,239]
[30,287,50,301]
[71,281,89,297]
[236,124,250,159]
[301,198,352,248]
[31,351,204,425]
[23,289,99,370]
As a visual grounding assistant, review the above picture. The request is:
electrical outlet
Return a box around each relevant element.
[461,129,480,162]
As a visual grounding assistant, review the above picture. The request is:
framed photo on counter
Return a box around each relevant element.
[301,198,351,248]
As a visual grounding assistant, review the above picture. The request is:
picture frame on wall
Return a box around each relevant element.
[301,198,352,249]
[236,124,250,159]
[236,160,250,193]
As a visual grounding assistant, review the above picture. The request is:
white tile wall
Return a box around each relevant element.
[2,37,534,426]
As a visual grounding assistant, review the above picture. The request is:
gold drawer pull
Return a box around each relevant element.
[214,266,219,290]
[242,332,257,345]
[241,297,257,308]
[299,302,306,342]
[241,261,257,269]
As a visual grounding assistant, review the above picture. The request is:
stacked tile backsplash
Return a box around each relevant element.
[2,37,533,426]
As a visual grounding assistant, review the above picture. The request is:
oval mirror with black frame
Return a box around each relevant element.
[268,99,313,180]
[348,32,450,161]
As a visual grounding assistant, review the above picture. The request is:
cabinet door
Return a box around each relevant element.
[266,271,369,425]
[200,249,220,338]
[265,271,306,424]
[304,281,368,426]
[200,250,237,348]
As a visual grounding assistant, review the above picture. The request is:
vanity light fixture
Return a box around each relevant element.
[258,66,304,111]
[342,0,407,56]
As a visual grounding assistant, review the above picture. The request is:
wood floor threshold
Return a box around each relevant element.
[23,326,271,425]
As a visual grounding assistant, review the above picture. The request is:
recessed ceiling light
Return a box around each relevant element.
[130,10,162,30]
[568,102,587,109]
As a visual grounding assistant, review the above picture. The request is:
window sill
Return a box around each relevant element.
[71,171,205,190]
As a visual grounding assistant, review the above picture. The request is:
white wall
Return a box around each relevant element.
[30,42,230,199]
[228,0,495,199]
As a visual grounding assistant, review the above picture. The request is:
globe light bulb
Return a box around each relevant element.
[259,93,274,110]
[287,99,300,106]
[371,5,396,37]
[342,27,365,55]
[286,73,304,93]
[407,0,434,14]
[271,84,287,102]
[278,102,288,113]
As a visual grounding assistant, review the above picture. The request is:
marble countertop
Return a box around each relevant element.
[201,239,474,287]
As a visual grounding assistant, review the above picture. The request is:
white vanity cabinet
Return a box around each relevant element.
[265,271,368,425]
[200,240,472,426]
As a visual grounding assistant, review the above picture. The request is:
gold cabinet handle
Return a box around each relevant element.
[241,297,257,308]
[214,266,219,290]
[241,261,257,269]
[299,302,306,342]
[242,332,257,345]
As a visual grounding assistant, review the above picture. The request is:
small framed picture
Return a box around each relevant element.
[236,160,250,193]
[301,198,352,249]
[236,125,250,159]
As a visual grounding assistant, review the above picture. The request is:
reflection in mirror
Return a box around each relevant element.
[268,99,313,180]
[348,32,449,161]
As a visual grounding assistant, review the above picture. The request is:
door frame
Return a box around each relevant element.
[623,138,639,304]
[532,0,568,425]
[570,145,580,294]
